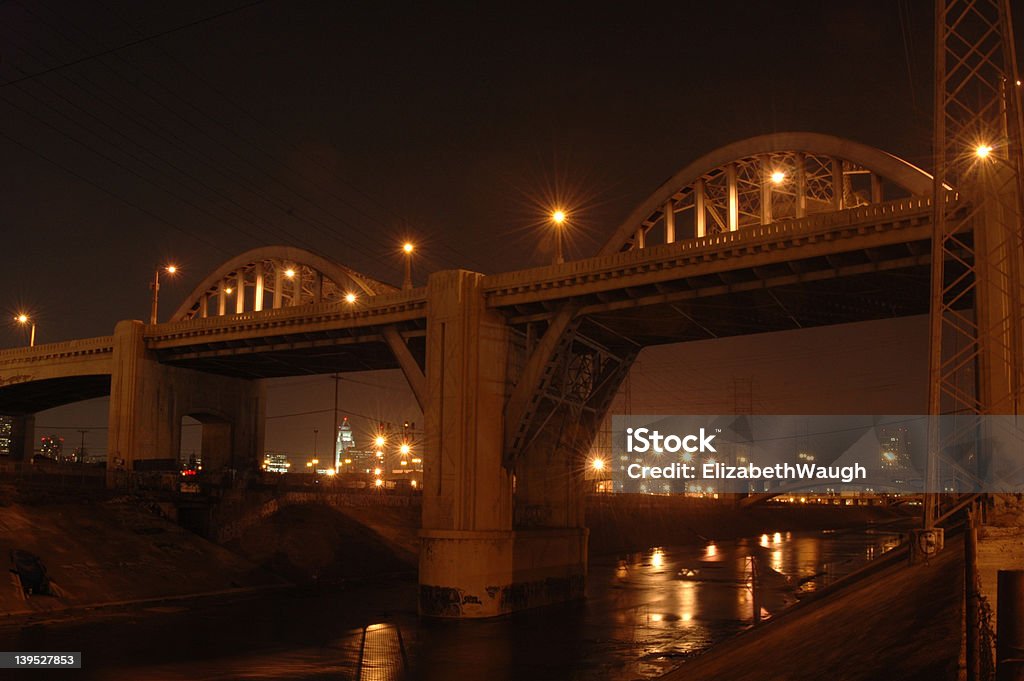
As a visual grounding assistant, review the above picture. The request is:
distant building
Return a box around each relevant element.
[262,451,290,474]
[334,417,355,470]
[880,426,911,470]
[0,416,11,457]
[39,435,63,460]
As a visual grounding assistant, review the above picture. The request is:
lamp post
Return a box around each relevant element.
[150,264,179,324]
[14,314,35,347]
[551,210,566,265]
[402,242,414,290]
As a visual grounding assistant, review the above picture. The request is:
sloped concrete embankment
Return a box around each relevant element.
[661,537,963,681]
[205,491,420,585]
[0,491,284,618]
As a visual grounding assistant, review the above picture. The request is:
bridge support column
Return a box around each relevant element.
[107,320,265,486]
[419,271,586,617]
[419,270,516,617]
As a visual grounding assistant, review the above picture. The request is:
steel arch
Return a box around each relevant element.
[170,246,398,321]
[600,132,935,255]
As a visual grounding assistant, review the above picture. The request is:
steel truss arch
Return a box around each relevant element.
[600,132,936,255]
[170,246,398,322]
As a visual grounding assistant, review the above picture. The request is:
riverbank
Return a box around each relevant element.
[660,536,963,680]
[0,493,284,619]
[0,489,915,623]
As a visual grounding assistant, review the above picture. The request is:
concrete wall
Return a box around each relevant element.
[107,320,265,479]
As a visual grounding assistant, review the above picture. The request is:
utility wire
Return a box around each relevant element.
[0,128,228,253]
[88,0,490,271]
[13,3,419,273]
[0,0,267,89]
[2,62,314,252]
[0,13,350,255]
[1,89,284,248]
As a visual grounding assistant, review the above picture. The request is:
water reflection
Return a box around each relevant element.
[27,529,904,681]
[359,623,406,681]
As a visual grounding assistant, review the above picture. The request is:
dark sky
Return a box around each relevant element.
[0,1,1015,458]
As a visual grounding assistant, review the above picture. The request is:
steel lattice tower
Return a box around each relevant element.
[926,0,1024,526]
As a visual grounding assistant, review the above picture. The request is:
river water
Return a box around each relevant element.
[2,527,903,680]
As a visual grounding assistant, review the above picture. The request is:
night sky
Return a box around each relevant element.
[0,1,1016,459]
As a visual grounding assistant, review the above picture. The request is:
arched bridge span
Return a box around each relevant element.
[600,132,935,255]
[171,246,398,321]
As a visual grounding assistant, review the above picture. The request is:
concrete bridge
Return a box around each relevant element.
[0,131,1012,617]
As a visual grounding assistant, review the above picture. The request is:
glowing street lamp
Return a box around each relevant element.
[375,435,386,448]
[344,292,357,304]
[590,457,605,472]
[975,144,993,159]
[284,267,296,279]
[402,242,415,290]
[551,209,567,265]
[400,443,411,455]
[14,313,35,347]
[770,170,786,184]
[150,263,180,324]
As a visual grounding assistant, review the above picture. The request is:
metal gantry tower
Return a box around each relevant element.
[926,0,1024,527]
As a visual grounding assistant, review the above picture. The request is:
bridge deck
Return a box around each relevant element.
[0,195,966,380]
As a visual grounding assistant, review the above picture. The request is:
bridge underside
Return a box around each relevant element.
[0,375,111,414]
[504,235,951,347]
[153,330,426,379]
[583,262,934,345]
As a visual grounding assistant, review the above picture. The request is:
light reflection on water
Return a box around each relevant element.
[42,530,902,681]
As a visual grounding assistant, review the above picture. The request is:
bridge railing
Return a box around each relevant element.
[146,286,428,342]
[483,194,954,297]
[0,335,115,362]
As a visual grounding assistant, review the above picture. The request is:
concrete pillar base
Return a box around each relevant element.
[419,528,587,618]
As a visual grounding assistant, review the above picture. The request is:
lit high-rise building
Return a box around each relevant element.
[262,451,290,473]
[0,416,11,457]
[335,417,355,470]
[880,426,911,470]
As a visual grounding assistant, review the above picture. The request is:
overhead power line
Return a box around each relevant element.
[0,0,267,90]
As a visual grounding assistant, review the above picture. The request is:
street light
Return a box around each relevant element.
[402,242,414,290]
[150,263,179,324]
[975,144,993,159]
[590,457,605,472]
[344,292,357,304]
[551,209,567,265]
[14,313,35,347]
[770,170,786,184]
